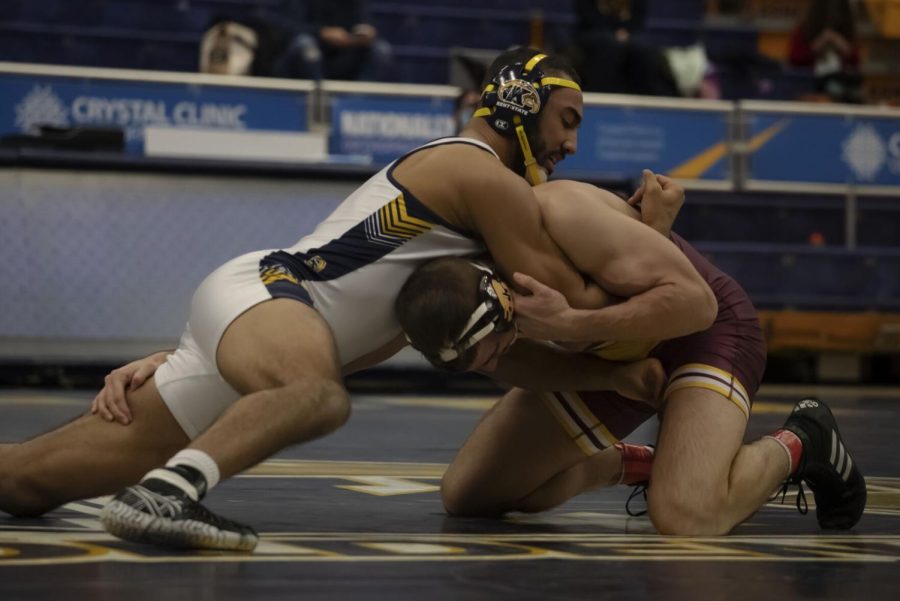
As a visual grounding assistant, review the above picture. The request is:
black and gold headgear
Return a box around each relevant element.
[474,53,581,186]
[436,263,515,363]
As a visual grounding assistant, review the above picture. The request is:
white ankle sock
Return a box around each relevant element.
[166,449,221,491]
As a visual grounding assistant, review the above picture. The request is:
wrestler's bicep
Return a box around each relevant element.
[544,196,694,295]
[464,173,584,297]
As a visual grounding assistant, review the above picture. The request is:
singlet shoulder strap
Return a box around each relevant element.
[411,136,499,160]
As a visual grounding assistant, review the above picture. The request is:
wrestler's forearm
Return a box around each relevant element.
[558,282,717,342]
[489,341,624,392]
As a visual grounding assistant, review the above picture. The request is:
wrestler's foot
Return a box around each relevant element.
[100,472,258,551]
[781,398,867,529]
[616,443,655,517]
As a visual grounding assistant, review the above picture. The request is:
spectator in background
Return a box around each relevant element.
[199,13,290,77]
[789,0,864,103]
[199,1,392,81]
[571,0,679,96]
[272,0,392,81]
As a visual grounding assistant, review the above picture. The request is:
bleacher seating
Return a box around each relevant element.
[676,192,847,246]
[671,190,900,312]
[859,197,900,247]
[0,0,832,100]
[696,242,900,311]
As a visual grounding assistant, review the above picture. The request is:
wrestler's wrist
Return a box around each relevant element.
[555,309,592,342]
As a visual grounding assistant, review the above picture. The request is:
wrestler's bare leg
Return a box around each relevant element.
[647,388,789,535]
[442,388,624,517]
[186,298,348,480]
[0,378,189,517]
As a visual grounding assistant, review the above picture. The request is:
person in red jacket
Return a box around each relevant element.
[789,0,864,103]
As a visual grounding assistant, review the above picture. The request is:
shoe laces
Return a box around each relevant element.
[771,478,809,515]
[625,483,649,517]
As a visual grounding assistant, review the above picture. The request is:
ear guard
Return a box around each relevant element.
[473,53,581,186]
[437,263,516,363]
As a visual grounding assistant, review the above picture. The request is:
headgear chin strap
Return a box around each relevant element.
[473,53,581,186]
[437,263,516,363]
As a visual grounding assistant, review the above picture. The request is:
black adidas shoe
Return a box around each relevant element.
[100,478,258,551]
[782,398,867,529]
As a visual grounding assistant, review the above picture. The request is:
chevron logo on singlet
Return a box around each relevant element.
[364,193,434,248]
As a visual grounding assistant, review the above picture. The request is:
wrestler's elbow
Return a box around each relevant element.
[667,279,717,335]
[691,281,718,331]
[566,280,611,310]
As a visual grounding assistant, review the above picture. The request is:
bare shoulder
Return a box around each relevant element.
[535,180,635,223]
[536,180,625,206]
[391,142,506,228]
[395,142,501,184]
[534,180,610,222]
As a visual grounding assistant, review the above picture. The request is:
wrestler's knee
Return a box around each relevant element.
[314,378,351,431]
[284,377,351,437]
[646,482,730,536]
[439,476,478,517]
[440,468,502,518]
[0,455,57,517]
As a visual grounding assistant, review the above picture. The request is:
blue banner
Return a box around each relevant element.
[555,104,731,183]
[329,94,455,165]
[0,73,309,153]
[746,112,900,186]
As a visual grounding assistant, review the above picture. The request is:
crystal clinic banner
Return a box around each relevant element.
[0,67,309,153]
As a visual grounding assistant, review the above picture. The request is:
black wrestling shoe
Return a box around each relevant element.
[781,398,867,529]
[100,478,258,551]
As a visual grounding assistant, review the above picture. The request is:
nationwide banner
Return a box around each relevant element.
[329,94,456,165]
[0,71,309,153]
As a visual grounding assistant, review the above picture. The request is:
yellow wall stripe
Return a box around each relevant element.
[747,118,789,152]
[668,142,729,179]
[668,118,789,179]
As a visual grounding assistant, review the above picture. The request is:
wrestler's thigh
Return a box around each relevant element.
[216,299,342,393]
[11,377,190,506]
[443,388,586,506]
[650,387,747,503]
